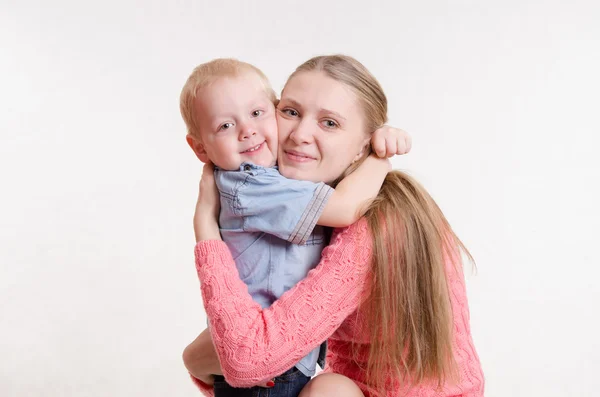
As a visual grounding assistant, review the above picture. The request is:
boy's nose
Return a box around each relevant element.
[239,125,257,140]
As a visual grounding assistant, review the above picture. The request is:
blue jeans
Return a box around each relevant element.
[213,367,311,397]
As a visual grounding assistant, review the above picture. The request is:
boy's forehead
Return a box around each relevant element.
[210,71,265,92]
[193,73,273,130]
[200,73,268,102]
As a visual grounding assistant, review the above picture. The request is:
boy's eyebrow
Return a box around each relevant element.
[280,98,347,121]
[249,97,271,107]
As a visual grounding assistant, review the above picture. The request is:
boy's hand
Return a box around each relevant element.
[193,162,221,242]
[371,126,412,158]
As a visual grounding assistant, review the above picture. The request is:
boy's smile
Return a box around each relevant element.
[192,72,278,170]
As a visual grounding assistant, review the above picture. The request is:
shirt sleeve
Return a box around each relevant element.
[237,172,333,245]
[194,218,373,387]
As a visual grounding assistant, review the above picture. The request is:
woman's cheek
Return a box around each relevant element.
[276,120,291,142]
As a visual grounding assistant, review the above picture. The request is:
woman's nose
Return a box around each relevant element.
[289,120,314,144]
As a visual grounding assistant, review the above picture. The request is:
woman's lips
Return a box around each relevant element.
[284,150,316,163]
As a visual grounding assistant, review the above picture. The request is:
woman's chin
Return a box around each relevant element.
[279,163,310,181]
[278,163,297,179]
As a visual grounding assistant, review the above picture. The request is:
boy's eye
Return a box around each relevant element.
[219,122,234,131]
[252,110,263,117]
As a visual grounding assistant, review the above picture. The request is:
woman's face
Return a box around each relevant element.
[276,71,370,183]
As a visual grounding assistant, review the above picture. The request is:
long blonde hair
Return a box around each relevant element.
[289,55,472,393]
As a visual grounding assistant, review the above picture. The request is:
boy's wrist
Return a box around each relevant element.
[367,153,392,171]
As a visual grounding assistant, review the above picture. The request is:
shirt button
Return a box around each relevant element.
[244,165,252,172]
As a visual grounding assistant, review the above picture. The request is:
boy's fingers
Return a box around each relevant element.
[372,136,386,157]
[396,136,407,155]
[386,138,397,157]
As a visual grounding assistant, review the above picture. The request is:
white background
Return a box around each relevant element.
[1,0,599,396]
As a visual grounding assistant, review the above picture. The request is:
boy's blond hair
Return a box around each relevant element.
[180,58,277,138]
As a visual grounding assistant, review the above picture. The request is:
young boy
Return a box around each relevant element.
[180,59,403,395]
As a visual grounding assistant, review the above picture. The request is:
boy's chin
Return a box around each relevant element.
[237,157,276,169]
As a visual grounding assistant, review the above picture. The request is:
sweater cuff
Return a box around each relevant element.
[194,240,234,272]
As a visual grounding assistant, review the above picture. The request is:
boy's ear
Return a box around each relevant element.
[186,134,210,163]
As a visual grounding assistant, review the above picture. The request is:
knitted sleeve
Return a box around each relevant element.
[194,218,372,387]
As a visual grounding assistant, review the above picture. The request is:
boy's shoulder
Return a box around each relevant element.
[215,163,281,180]
[215,162,323,193]
[215,163,284,190]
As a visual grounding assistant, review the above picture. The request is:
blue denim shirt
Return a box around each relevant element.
[214,163,333,377]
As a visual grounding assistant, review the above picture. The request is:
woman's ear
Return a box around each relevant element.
[186,134,210,163]
[352,138,371,163]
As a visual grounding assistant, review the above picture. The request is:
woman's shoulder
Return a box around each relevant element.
[324,217,373,261]
[333,217,371,239]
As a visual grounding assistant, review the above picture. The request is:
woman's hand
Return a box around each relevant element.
[371,125,412,158]
[193,162,221,242]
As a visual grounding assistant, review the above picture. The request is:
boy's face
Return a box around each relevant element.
[188,72,278,170]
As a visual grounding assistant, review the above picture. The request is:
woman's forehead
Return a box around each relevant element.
[282,71,359,113]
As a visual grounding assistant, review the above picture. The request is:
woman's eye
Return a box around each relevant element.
[219,122,233,131]
[252,110,263,117]
[321,119,338,128]
[278,107,299,117]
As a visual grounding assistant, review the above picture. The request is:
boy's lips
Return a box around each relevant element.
[241,141,265,154]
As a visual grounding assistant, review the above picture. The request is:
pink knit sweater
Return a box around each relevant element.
[194,218,484,396]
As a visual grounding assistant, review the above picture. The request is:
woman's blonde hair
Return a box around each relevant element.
[180,58,277,137]
[288,55,472,393]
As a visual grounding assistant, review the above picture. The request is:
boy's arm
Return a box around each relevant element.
[239,157,386,243]
[318,154,391,227]
[236,172,332,245]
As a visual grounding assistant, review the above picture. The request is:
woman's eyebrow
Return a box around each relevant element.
[320,108,347,121]
[281,98,347,121]
[279,98,303,109]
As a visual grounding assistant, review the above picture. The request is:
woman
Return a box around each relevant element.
[186,55,484,396]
